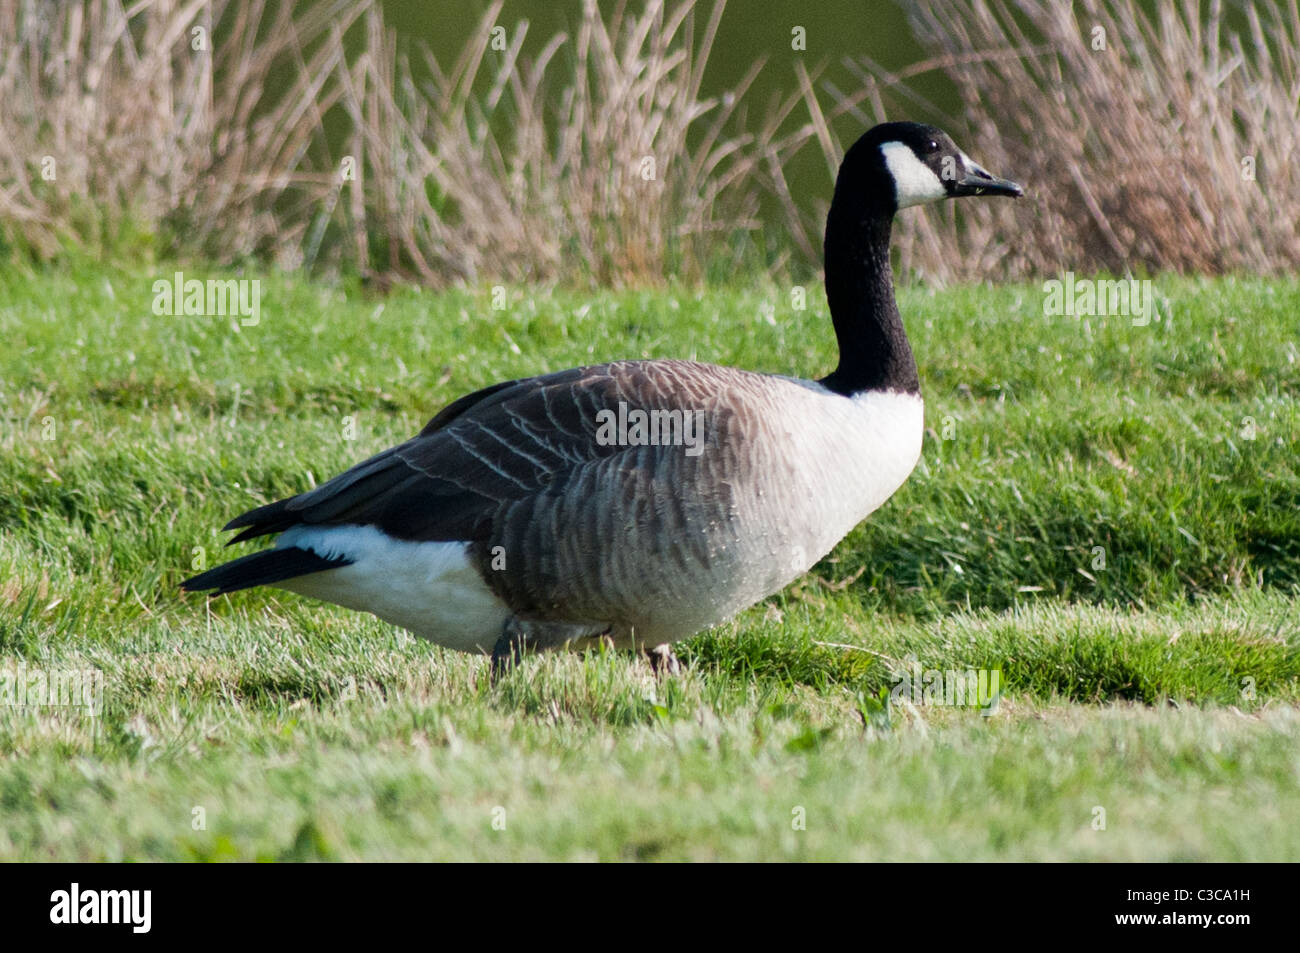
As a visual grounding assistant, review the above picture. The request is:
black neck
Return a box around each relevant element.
[818,206,920,397]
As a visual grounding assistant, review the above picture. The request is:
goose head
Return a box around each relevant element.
[834,121,1023,217]
[819,122,1023,396]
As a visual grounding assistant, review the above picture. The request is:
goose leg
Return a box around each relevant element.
[489,617,608,682]
[645,643,681,677]
[489,618,529,681]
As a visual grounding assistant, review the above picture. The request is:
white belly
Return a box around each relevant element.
[274,525,510,653]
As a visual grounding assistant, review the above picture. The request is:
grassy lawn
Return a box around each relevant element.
[0,262,1297,860]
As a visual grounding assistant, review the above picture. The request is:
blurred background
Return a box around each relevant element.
[1,0,1296,286]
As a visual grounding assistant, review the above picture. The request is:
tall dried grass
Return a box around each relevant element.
[0,0,804,284]
[332,0,816,286]
[0,0,370,264]
[886,0,1300,279]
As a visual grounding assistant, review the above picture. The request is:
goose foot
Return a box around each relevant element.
[645,643,681,677]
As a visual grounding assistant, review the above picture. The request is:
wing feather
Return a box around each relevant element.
[221,361,715,545]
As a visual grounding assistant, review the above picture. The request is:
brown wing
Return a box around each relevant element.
[222,360,722,545]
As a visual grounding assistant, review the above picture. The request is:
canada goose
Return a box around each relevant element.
[183,121,1022,675]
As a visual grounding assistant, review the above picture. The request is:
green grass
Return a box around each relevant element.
[0,260,1297,860]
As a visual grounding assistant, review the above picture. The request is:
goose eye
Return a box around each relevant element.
[926,140,939,153]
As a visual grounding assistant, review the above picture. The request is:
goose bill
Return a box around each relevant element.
[954,164,1023,198]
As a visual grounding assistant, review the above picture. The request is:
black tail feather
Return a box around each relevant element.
[181,547,351,595]
[222,498,298,545]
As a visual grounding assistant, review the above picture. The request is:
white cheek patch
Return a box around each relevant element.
[880,141,948,208]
